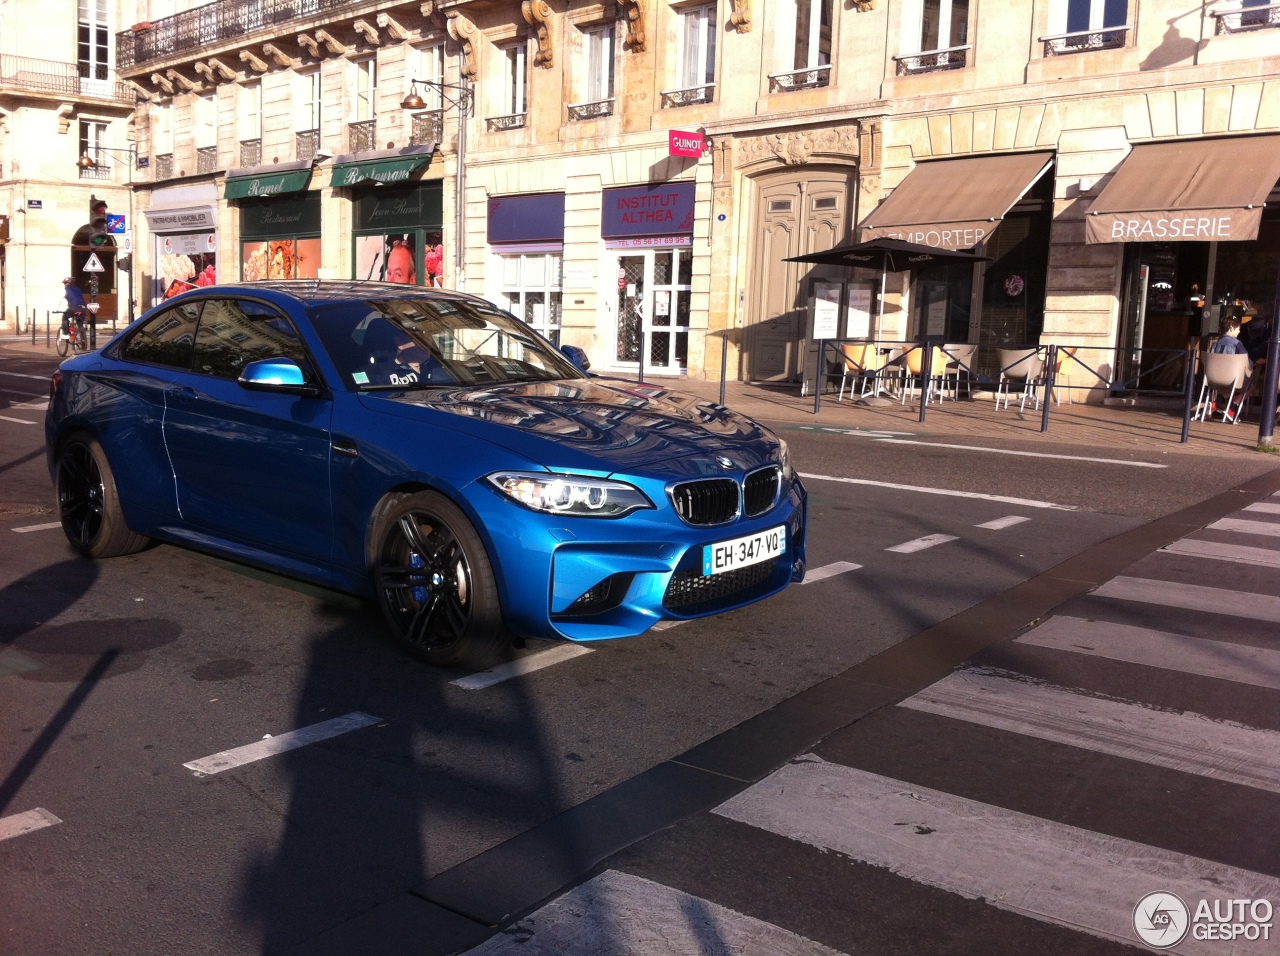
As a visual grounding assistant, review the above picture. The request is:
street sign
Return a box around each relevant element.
[82,252,105,273]
[123,233,133,254]
[107,214,126,234]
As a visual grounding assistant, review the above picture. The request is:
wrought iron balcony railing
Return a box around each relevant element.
[348,119,377,152]
[118,0,349,70]
[1039,25,1129,54]
[486,112,527,132]
[295,129,320,161]
[0,54,133,101]
[79,161,112,180]
[239,138,262,167]
[768,64,832,92]
[893,44,971,74]
[660,84,714,108]
[1210,2,1280,33]
[155,153,174,179]
[567,98,615,120]
[197,145,218,175]
[410,110,445,145]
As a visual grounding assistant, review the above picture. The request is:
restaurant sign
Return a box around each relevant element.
[1085,208,1263,244]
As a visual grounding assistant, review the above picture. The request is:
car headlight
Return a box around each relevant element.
[777,439,793,480]
[487,472,654,518]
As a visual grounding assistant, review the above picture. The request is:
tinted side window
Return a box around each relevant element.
[121,301,201,369]
[192,299,313,380]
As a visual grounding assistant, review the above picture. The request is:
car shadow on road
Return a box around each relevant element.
[235,604,595,956]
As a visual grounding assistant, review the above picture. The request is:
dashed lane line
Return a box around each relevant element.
[886,534,960,554]
[801,560,863,584]
[0,808,62,843]
[0,414,36,425]
[183,712,381,776]
[451,644,594,690]
[0,370,51,381]
[974,515,1030,530]
[799,473,1074,511]
[12,521,62,534]
[873,439,1169,468]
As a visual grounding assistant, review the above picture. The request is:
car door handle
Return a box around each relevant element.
[166,386,198,405]
[332,438,359,459]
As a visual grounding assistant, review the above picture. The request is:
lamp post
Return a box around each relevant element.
[75,144,137,332]
[401,77,473,291]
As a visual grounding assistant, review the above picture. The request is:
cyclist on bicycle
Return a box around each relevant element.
[60,278,87,340]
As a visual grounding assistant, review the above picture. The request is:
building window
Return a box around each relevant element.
[680,3,717,90]
[504,41,528,115]
[239,82,262,166]
[498,253,562,346]
[196,92,217,148]
[585,24,615,103]
[354,58,377,123]
[794,0,833,70]
[920,0,969,51]
[78,120,110,179]
[295,71,322,159]
[1066,0,1126,32]
[153,102,173,156]
[413,43,446,110]
[77,0,110,81]
[895,0,970,72]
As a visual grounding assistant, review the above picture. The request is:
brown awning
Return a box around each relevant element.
[1085,136,1280,244]
[860,152,1054,250]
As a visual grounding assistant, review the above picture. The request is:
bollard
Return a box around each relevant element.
[1041,345,1056,433]
[1181,348,1196,444]
[813,340,825,414]
[918,343,932,423]
[719,330,728,408]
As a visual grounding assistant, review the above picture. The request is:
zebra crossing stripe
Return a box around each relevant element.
[1161,538,1280,569]
[1206,517,1280,538]
[459,869,847,956]
[1016,616,1280,691]
[1244,503,1280,515]
[900,667,1280,794]
[1093,576,1280,624]
[715,755,1280,953]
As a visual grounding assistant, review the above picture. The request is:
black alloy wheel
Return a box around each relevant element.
[55,435,149,558]
[373,491,509,667]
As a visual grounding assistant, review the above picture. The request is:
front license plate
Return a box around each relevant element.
[703,525,786,576]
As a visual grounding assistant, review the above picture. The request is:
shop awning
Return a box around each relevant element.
[331,149,434,188]
[224,164,313,200]
[1085,136,1280,244]
[861,152,1055,250]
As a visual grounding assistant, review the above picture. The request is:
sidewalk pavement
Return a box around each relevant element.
[4,333,1269,459]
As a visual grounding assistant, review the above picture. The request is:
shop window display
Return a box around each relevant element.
[241,239,321,281]
[356,232,446,286]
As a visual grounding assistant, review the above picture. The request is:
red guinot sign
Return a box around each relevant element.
[669,129,706,158]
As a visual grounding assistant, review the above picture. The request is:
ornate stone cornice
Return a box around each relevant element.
[730,0,751,32]
[446,12,480,78]
[420,1,447,32]
[261,43,300,69]
[377,12,411,41]
[150,72,175,95]
[315,29,351,57]
[522,0,554,68]
[619,0,646,52]
[296,33,321,59]
[238,49,268,73]
[166,68,202,93]
[353,19,380,46]
[737,125,859,168]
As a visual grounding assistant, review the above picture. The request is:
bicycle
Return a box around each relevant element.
[56,309,90,357]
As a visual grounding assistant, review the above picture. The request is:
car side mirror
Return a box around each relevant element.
[560,344,591,373]
[238,358,323,398]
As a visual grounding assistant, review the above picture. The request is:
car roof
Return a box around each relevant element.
[172,281,492,309]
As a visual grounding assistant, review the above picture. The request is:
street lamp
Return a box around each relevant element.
[401,77,473,290]
[75,144,137,333]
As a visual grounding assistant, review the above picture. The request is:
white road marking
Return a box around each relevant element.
[11,399,47,410]
[715,756,1280,953]
[651,620,687,631]
[1094,576,1280,624]
[1017,616,1280,691]
[0,647,43,678]
[1161,538,1280,569]
[451,644,594,690]
[183,712,381,775]
[873,439,1168,468]
[902,667,1280,794]
[0,387,43,397]
[1244,502,1280,515]
[0,370,51,381]
[12,521,62,534]
[801,560,862,584]
[0,414,35,425]
[974,515,1030,530]
[886,534,959,554]
[800,472,1074,511]
[0,808,62,842]
[794,424,917,438]
[1207,517,1280,538]
[461,869,847,956]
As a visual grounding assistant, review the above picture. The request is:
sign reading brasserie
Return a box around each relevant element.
[1085,209,1260,245]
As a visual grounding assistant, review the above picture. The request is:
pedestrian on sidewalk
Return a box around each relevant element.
[60,277,86,339]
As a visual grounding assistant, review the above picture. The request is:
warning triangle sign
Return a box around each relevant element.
[82,253,105,273]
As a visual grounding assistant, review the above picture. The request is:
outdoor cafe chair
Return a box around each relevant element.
[941,343,977,401]
[836,343,883,401]
[1195,351,1251,423]
[1052,346,1079,405]
[900,344,947,406]
[995,347,1046,412]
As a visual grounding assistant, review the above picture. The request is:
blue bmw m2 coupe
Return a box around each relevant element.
[46,282,807,666]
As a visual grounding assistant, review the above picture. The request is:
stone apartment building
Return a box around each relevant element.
[0,0,137,328]
[14,0,1280,391]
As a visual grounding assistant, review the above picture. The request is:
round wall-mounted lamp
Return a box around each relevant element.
[400,80,427,110]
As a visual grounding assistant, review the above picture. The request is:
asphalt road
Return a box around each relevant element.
[2,346,1278,956]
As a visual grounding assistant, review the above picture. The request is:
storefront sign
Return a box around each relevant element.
[239,193,321,240]
[605,236,693,248]
[331,156,431,188]
[224,169,312,200]
[488,193,565,244]
[602,183,695,239]
[156,230,217,300]
[669,129,705,157]
[355,183,443,232]
[862,225,990,250]
[812,282,840,339]
[145,208,216,231]
[1085,210,1261,244]
[846,283,873,338]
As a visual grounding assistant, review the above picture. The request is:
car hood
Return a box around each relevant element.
[362,378,782,475]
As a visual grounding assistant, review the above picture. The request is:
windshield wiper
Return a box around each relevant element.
[358,382,450,392]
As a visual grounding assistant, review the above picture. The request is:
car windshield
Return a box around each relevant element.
[308,297,583,390]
